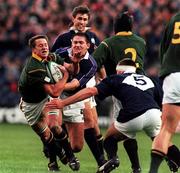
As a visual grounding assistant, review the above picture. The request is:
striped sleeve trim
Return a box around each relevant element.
[101,41,109,48]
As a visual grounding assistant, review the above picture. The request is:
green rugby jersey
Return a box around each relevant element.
[18,53,64,103]
[93,31,146,75]
[159,12,180,78]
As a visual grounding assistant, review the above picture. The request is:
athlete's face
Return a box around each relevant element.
[33,38,49,58]
[71,35,90,62]
[72,13,89,32]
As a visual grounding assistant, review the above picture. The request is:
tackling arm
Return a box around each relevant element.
[46,87,98,109]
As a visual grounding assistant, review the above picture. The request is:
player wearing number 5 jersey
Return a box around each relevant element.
[45,58,162,173]
[149,12,180,173]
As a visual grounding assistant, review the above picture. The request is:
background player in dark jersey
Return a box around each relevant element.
[51,5,100,54]
[45,58,163,173]
[93,11,147,173]
[51,5,104,166]
[18,35,80,171]
[149,12,180,173]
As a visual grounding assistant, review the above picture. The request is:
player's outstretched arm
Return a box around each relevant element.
[46,87,98,109]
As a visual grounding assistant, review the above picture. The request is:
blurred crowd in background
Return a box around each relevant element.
[0,0,179,107]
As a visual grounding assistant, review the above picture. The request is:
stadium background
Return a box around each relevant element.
[0,0,179,125]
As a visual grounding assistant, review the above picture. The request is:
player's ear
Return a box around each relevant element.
[87,42,90,49]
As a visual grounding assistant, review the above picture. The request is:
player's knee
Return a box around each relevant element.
[72,145,82,153]
[71,141,83,153]
[41,130,53,143]
[50,126,62,136]
[84,114,94,128]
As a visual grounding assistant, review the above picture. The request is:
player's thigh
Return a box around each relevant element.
[65,122,84,150]
[91,106,98,124]
[84,102,95,128]
[91,106,101,135]
[162,104,180,133]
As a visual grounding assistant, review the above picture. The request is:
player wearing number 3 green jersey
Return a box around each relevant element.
[93,11,146,173]
[93,11,146,76]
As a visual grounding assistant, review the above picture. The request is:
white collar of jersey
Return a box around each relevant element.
[116,65,136,73]
[70,26,91,32]
[83,51,89,60]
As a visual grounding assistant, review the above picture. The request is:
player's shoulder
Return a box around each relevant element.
[172,12,180,21]
[57,31,73,39]
[99,36,113,47]
[168,12,180,29]
[86,30,98,37]
[132,33,146,44]
[109,73,125,81]
[27,57,44,71]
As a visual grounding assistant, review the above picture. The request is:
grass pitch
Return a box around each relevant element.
[0,123,179,173]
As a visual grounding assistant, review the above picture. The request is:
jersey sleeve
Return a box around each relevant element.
[75,58,97,88]
[51,35,62,52]
[95,77,112,100]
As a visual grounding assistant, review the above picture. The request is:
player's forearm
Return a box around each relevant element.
[64,79,80,91]
[51,71,69,97]
[62,87,97,107]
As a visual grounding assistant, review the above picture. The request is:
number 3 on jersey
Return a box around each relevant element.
[122,74,154,91]
[124,48,139,68]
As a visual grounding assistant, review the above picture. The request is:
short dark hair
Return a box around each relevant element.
[117,58,136,67]
[114,11,133,33]
[72,5,90,19]
[28,35,48,48]
[72,32,90,43]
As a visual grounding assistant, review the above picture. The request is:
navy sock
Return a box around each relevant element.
[96,134,104,156]
[123,139,140,170]
[104,136,118,159]
[167,145,180,166]
[149,149,165,173]
[84,128,105,166]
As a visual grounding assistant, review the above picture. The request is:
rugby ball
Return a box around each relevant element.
[46,61,63,83]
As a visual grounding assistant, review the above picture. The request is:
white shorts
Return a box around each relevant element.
[114,108,162,139]
[111,96,122,120]
[84,96,97,108]
[84,76,97,107]
[61,93,84,123]
[19,97,48,126]
[163,72,180,104]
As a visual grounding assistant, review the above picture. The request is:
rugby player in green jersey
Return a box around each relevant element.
[93,11,146,77]
[93,11,147,173]
[149,12,180,173]
[18,35,80,171]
